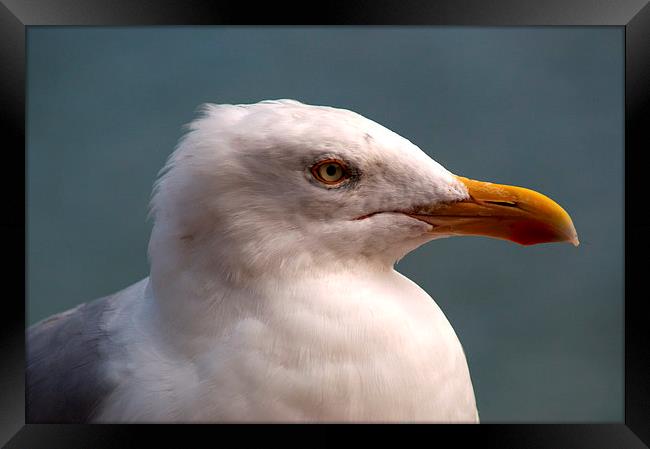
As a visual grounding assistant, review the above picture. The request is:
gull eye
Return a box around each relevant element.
[311,160,348,185]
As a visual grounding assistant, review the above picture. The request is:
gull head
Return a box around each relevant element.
[148,99,578,284]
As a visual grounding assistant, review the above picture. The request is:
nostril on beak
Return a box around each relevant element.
[483,200,518,208]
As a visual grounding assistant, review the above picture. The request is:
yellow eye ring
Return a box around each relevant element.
[311,159,349,185]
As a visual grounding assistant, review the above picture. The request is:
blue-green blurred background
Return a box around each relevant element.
[27,27,623,422]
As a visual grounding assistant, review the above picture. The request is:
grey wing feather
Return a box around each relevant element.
[26,294,122,423]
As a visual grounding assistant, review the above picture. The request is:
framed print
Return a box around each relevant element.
[2,0,648,447]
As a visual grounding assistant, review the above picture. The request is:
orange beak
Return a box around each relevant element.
[407,176,579,246]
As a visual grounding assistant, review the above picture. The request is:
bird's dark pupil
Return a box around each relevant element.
[326,165,337,176]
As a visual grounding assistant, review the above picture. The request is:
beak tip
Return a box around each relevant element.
[562,223,579,246]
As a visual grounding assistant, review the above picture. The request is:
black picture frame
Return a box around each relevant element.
[2,1,648,447]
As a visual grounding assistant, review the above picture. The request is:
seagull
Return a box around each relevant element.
[27,99,578,423]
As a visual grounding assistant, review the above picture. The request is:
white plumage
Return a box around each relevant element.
[27,99,577,423]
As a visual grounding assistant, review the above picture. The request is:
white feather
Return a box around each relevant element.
[94,100,477,422]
